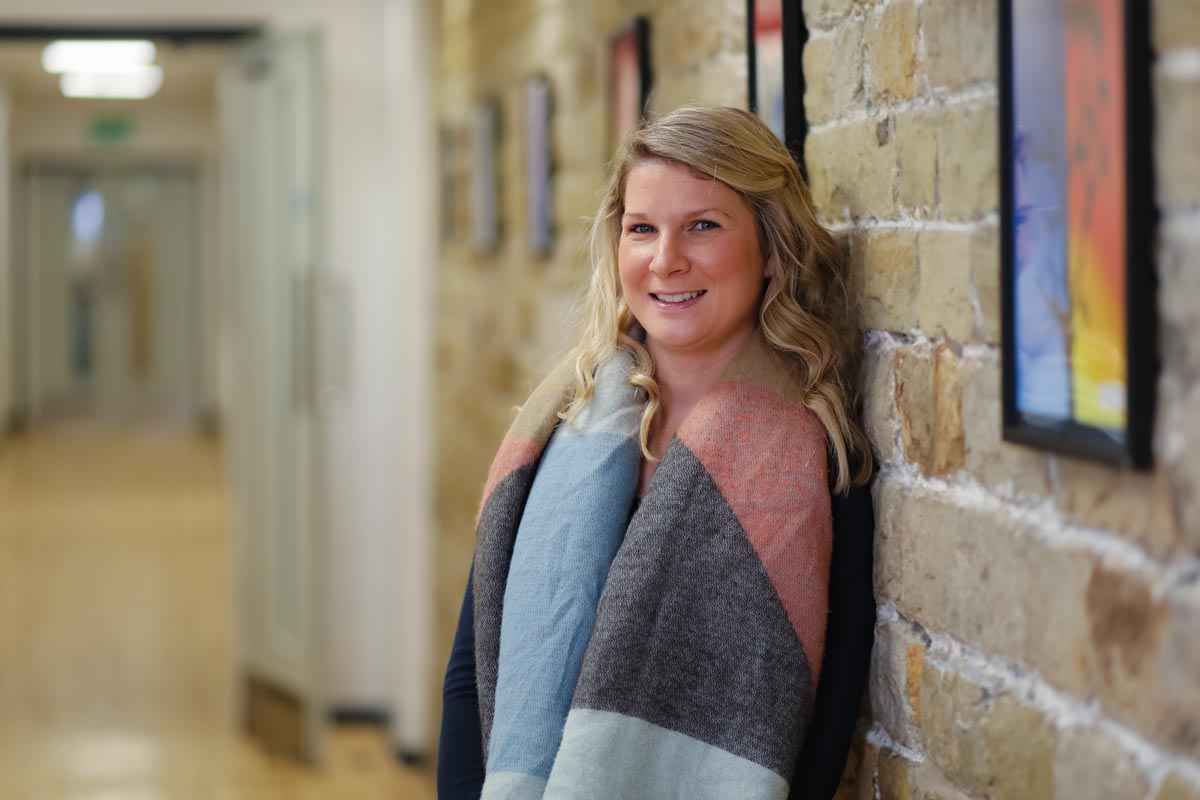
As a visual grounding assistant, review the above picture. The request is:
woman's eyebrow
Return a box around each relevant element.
[621,207,732,219]
[687,207,731,218]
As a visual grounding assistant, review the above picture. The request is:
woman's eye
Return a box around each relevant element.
[627,223,654,234]
[692,219,720,231]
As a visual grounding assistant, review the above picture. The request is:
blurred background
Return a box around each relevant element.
[0,1,438,797]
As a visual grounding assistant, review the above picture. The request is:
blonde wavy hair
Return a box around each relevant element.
[562,104,873,494]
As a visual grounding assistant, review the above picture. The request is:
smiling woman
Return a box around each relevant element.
[439,105,875,800]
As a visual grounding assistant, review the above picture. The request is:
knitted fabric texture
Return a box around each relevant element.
[473,330,833,800]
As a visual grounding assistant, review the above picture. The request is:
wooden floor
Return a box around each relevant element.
[0,423,436,799]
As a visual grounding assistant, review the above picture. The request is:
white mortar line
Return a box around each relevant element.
[824,215,1000,234]
[866,328,931,350]
[935,85,1000,107]
[865,720,927,764]
[877,462,1200,590]
[1161,209,1200,233]
[877,600,1200,790]
[960,342,998,360]
[1158,49,1200,79]
[807,84,999,134]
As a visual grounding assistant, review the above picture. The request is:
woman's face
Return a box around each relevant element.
[618,160,767,361]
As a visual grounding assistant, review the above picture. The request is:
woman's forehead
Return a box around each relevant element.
[621,159,750,214]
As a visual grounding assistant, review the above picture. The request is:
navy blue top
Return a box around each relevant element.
[437,480,875,800]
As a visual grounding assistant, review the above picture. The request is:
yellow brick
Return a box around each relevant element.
[918,228,975,342]
[932,343,965,476]
[895,109,939,211]
[1054,726,1151,800]
[849,227,919,331]
[919,659,991,795]
[1154,0,1200,50]
[922,0,996,91]
[803,21,866,125]
[1158,772,1200,800]
[1156,74,1200,209]
[866,0,920,102]
[806,115,897,219]
[938,102,998,218]
[986,693,1055,800]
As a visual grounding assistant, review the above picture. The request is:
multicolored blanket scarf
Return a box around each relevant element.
[472,331,833,799]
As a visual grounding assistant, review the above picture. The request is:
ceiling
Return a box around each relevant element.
[0,39,234,104]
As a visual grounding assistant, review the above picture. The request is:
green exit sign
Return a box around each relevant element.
[89,115,136,143]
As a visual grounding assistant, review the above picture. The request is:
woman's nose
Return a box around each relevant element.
[650,233,688,276]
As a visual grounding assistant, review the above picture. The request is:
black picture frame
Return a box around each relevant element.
[470,97,502,253]
[747,0,808,171]
[609,16,652,155]
[524,74,555,258]
[998,0,1156,468]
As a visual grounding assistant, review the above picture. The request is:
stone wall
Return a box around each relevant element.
[433,0,1200,795]
[814,0,1200,797]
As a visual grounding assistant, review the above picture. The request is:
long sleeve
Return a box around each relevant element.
[789,479,877,799]
[437,572,486,800]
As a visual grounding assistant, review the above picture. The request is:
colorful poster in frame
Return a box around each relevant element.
[747,0,807,166]
[610,16,652,154]
[524,74,554,258]
[999,0,1155,467]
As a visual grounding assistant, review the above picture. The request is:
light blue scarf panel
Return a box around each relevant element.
[484,351,643,798]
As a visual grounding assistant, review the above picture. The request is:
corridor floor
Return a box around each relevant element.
[0,424,435,799]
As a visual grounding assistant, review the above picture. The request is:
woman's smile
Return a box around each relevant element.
[650,289,706,308]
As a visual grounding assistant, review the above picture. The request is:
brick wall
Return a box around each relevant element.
[434,0,1200,795]
[817,0,1200,797]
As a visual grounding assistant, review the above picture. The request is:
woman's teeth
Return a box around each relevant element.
[653,290,705,303]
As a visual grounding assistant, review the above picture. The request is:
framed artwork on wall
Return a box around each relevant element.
[999,0,1156,467]
[524,74,554,258]
[610,16,652,155]
[470,98,502,252]
[747,0,807,167]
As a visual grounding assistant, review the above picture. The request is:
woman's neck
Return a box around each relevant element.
[649,326,756,420]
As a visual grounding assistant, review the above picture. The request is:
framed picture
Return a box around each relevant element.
[610,16,652,154]
[999,0,1155,467]
[747,0,807,167]
[470,98,502,252]
[524,75,554,258]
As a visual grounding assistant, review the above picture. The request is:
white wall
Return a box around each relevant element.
[382,0,436,752]
[0,0,437,740]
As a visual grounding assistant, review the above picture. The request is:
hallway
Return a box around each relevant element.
[0,425,434,799]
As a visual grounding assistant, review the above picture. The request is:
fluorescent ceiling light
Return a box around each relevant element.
[60,66,164,100]
[42,40,157,74]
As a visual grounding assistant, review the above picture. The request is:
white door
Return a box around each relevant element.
[219,30,327,763]
[23,165,199,422]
